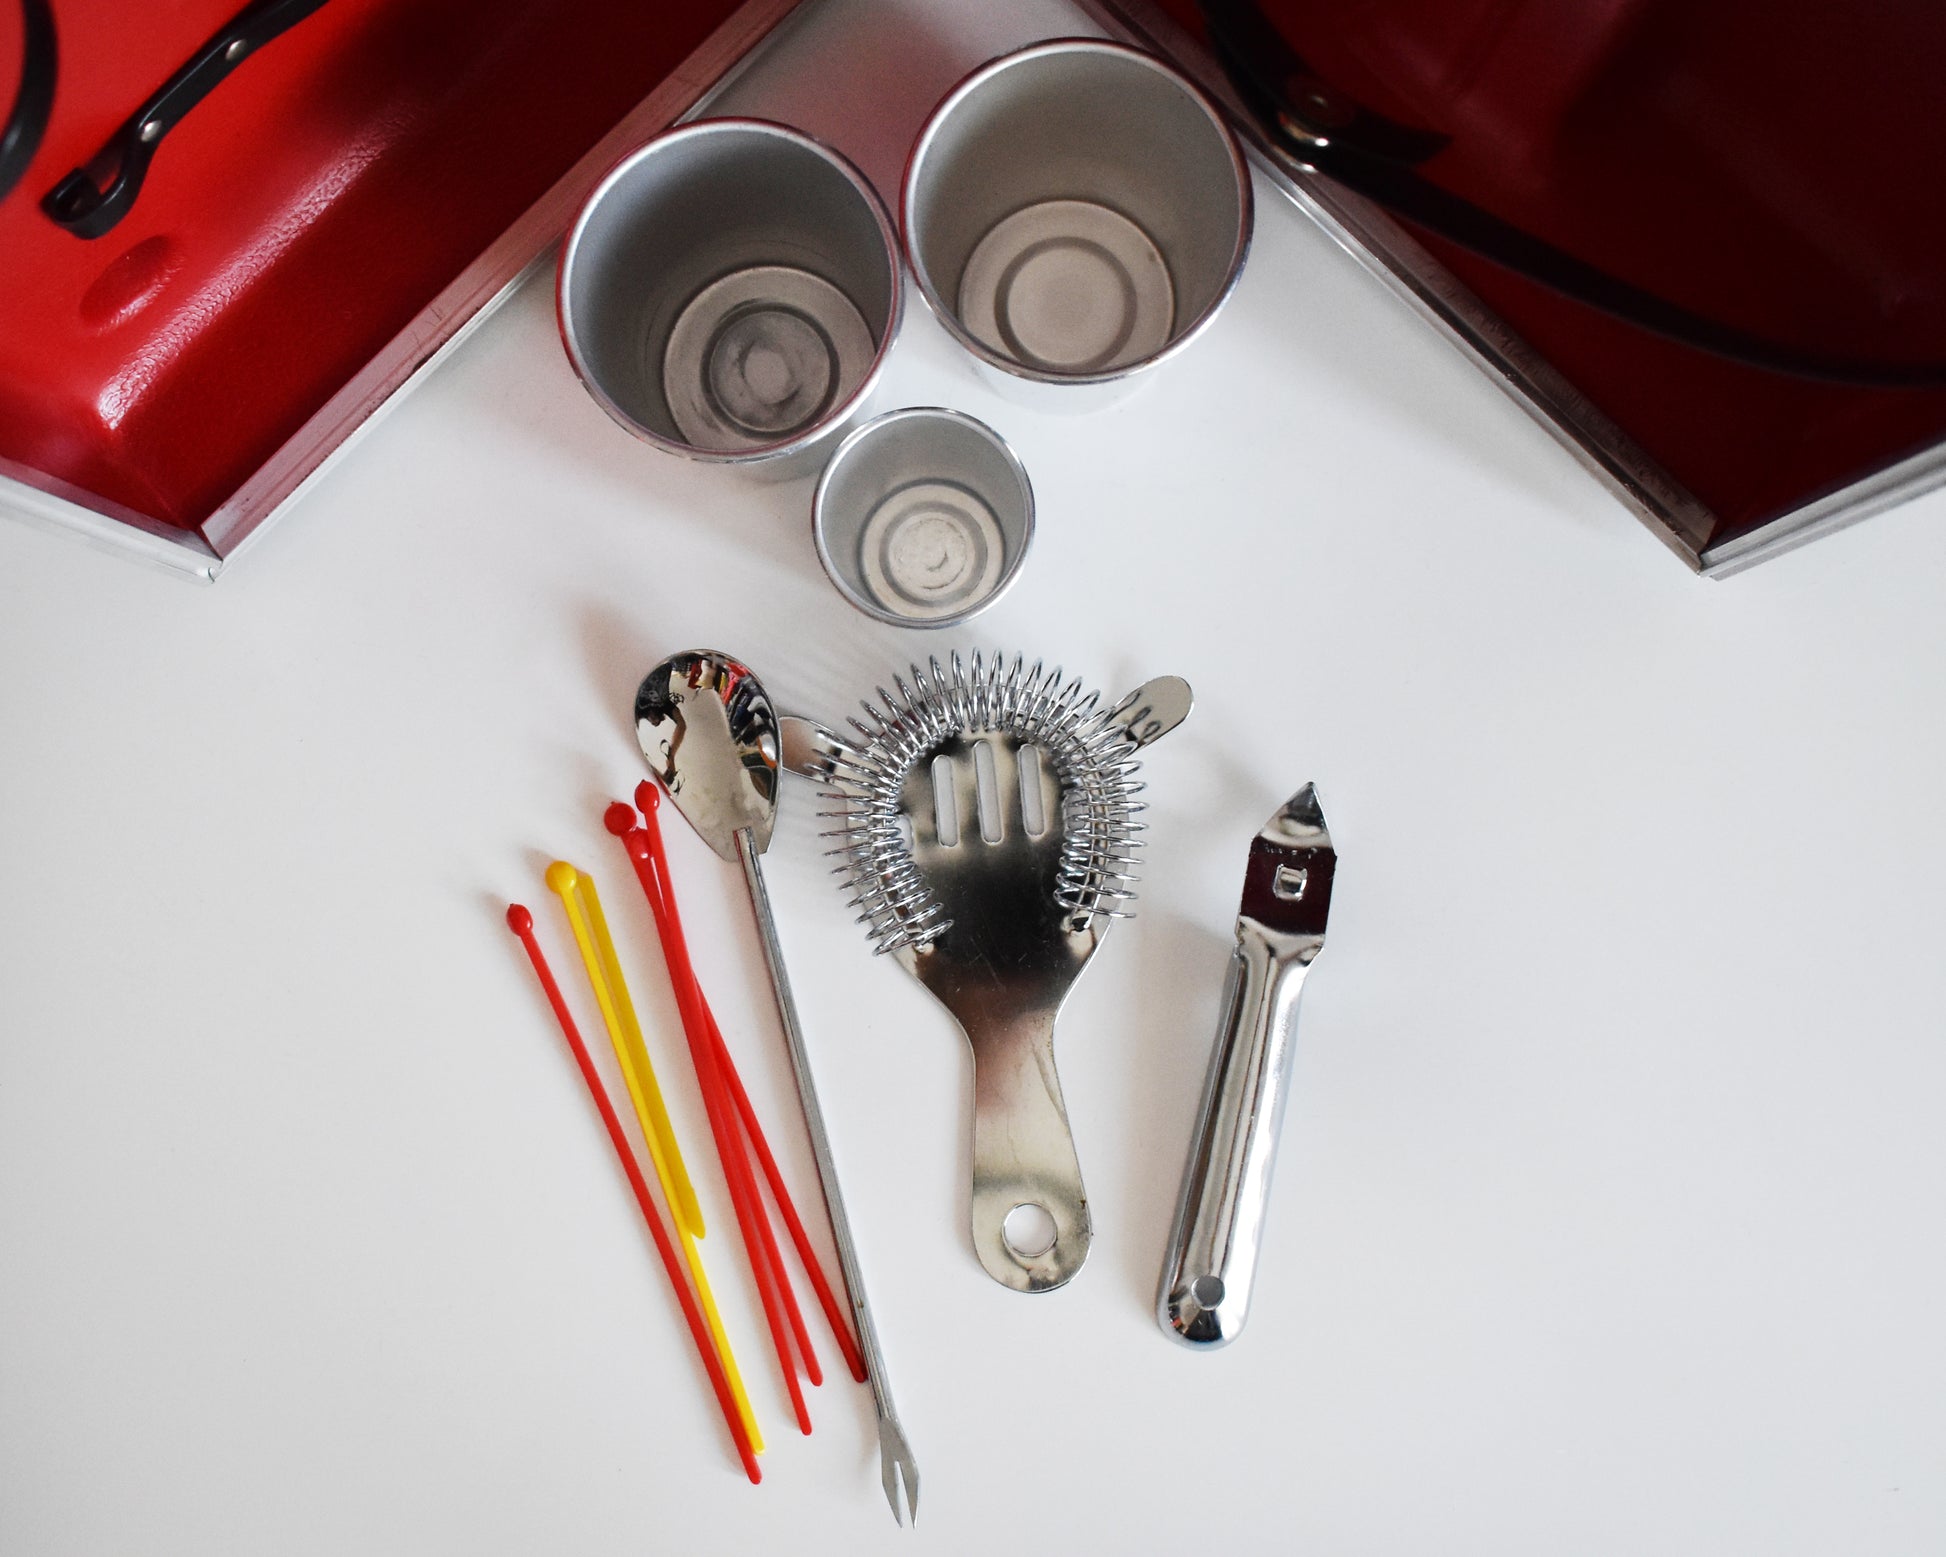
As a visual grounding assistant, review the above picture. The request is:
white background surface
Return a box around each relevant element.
[6,1,1946,1551]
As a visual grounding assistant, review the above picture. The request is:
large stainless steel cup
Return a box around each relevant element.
[902,40,1252,410]
[559,119,903,476]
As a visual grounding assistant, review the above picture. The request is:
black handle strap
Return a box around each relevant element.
[0,0,56,205]
[40,0,327,238]
[1200,0,1946,388]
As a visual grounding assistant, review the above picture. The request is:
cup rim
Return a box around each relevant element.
[557,117,905,464]
[900,38,1254,388]
[812,405,1037,629]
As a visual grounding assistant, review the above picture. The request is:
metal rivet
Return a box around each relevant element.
[225,39,248,61]
[1275,111,1330,152]
[139,120,163,143]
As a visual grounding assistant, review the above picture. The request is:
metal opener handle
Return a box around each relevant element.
[1157,923,1317,1347]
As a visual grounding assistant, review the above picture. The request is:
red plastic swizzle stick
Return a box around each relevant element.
[701,1000,868,1385]
[614,788,866,1383]
[504,904,760,1485]
[609,804,822,1391]
[603,801,819,1434]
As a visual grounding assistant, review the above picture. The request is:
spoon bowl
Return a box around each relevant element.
[635,650,781,860]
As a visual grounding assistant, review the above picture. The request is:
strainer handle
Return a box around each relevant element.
[966,1008,1092,1294]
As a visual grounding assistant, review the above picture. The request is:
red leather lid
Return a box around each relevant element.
[0,0,750,532]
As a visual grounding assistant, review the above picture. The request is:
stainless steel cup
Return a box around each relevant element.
[559,119,903,476]
[902,40,1252,409]
[813,407,1034,627]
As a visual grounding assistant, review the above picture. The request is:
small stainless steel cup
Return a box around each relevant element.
[813,408,1034,627]
[902,40,1252,409]
[559,119,902,475]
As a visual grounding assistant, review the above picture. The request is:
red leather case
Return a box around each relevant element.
[0,0,798,564]
[1148,0,1946,561]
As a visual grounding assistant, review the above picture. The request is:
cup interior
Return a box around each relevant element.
[816,411,1033,626]
[906,45,1248,380]
[564,124,897,453]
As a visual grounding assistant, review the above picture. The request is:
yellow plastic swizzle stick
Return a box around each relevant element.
[544,861,763,1455]
[576,869,705,1240]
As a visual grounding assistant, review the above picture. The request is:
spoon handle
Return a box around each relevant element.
[734,828,919,1525]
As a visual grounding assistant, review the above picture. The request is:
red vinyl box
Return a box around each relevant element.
[1091,0,1946,574]
[0,0,801,577]
[9,0,1943,578]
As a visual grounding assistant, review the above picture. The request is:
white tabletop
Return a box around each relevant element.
[6,1,1946,1551]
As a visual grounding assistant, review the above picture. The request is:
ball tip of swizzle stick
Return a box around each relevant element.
[506,903,535,936]
[544,860,579,894]
[628,784,662,859]
[608,800,654,864]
